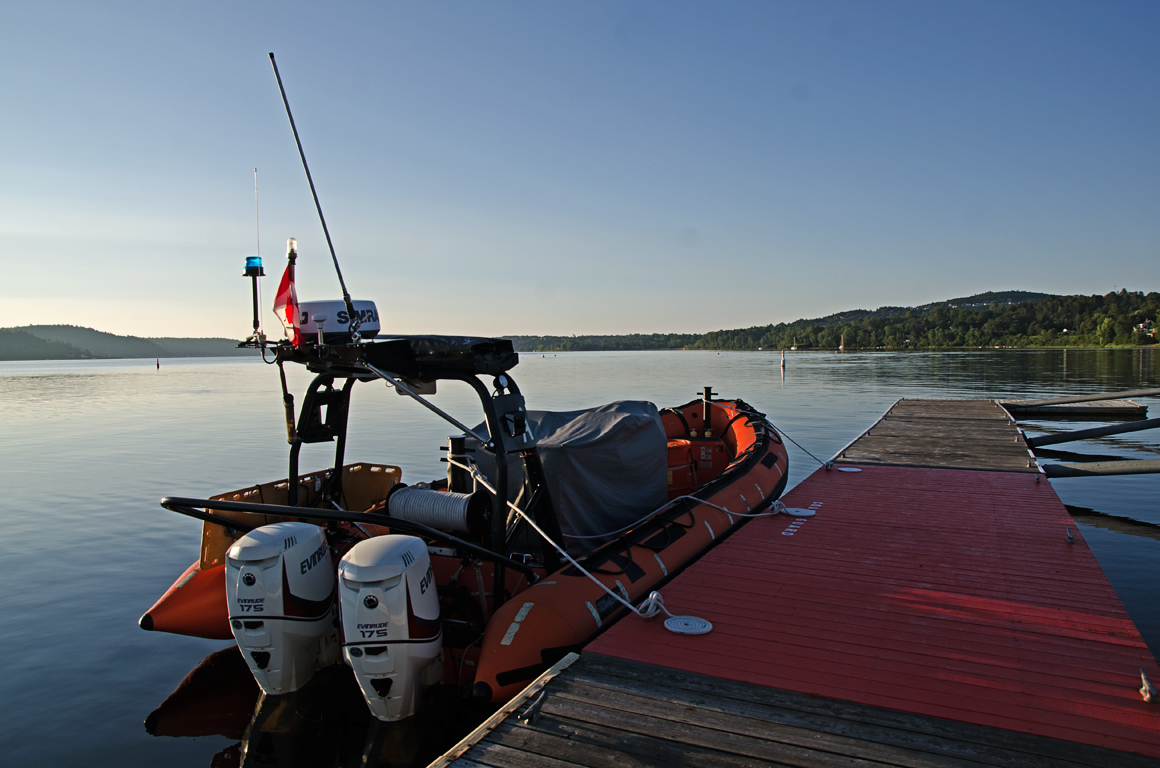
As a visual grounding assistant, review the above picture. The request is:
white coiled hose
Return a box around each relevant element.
[388,485,474,533]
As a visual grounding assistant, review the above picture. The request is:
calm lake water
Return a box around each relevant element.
[1,349,1157,765]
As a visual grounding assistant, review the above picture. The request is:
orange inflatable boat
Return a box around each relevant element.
[144,75,791,746]
[143,334,788,723]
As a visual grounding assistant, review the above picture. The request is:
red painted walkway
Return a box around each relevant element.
[587,464,1160,758]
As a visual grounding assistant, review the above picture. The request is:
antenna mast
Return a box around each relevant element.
[254,167,261,260]
[268,52,360,337]
[253,168,262,336]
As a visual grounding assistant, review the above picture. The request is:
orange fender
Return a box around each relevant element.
[139,561,232,639]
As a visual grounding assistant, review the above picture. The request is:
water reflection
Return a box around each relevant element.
[1069,505,1160,543]
[146,647,469,767]
[145,647,257,741]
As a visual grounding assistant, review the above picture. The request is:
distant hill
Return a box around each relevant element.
[507,290,1158,351]
[0,329,88,360]
[0,325,258,360]
[930,290,1053,309]
[792,291,1053,327]
[18,325,169,358]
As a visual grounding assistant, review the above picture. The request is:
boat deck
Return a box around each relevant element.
[431,399,1160,767]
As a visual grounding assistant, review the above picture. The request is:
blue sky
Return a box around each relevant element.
[1,1,1157,338]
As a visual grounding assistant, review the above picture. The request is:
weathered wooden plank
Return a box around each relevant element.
[547,677,980,768]
[537,692,917,768]
[830,399,1036,472]
[429,653,580,768]
[575,655,1160,768]
[1025,417,1160,447]
[1002,401,1149,421]
[1002,389,1160,408]
[551,674,1044,768]
[1044,459,1160,478]
[459,741,585,768]
[483,716,774,768]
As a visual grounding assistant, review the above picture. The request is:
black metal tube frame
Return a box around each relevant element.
[160,496,539,580]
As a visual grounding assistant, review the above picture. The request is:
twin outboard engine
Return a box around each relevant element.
[338,535,444,721]
[226,523,443,721]
[225,522,339,695]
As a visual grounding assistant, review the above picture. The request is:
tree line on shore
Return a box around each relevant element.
[4,291,1155,360]
[509,291,1159,352]
[0,325,257,360]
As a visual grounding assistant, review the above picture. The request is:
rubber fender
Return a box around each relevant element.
[140,561,232,639]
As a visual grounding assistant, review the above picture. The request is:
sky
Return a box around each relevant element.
[1,1,1157,339]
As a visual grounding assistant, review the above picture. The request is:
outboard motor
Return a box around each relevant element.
[338,535,443,721]
[226,522,339,695]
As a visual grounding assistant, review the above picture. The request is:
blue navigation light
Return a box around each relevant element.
[244,256,265,277]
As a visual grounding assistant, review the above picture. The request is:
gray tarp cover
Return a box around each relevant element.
[472,401,668,545]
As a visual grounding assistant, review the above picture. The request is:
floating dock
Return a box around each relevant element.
[434,399,1160,767]
[1001,399,1148,420]
[1000,389,1157,421]
[835,398,1034,472]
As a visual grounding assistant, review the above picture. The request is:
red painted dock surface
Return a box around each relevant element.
[587,462,1160,758]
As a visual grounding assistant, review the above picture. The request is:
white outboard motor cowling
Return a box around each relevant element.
[226,522,338,695]
[339,535,443,721]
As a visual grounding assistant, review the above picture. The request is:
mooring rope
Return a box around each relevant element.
[769,423,827,466]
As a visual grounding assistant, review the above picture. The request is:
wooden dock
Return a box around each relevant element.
[835,399,1034,472]
[1000,399,1149,421]
[437,654,1160,768]
[432,399,1160,767]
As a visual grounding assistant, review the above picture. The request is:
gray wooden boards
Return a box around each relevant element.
[834,399,1036,473]
[1002,389,1160,408]
[1000,400,1148,421]
[433,653,581,768]
[437,653,1160,768]
[1025,417,1160,448]
[1044,459,1160,478]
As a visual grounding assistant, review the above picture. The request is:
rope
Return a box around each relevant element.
[770,423,826,466]
[447,457,713,636]
[636,591,712,635]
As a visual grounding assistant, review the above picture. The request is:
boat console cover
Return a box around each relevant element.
[473,401,668,547]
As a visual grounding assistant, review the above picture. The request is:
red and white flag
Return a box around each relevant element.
[272,257,301,347]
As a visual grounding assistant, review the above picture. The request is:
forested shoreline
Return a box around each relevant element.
[0,325,257,361]
[509,291,1159,352]
[3,291,1156,360]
